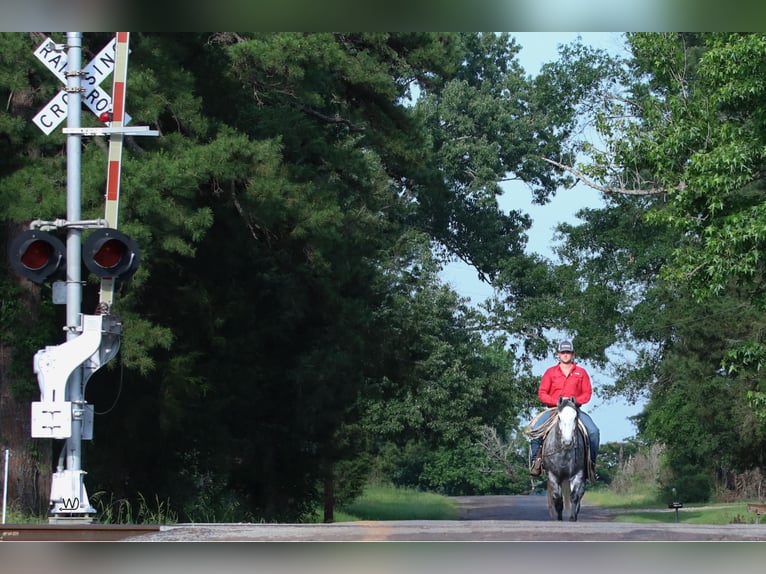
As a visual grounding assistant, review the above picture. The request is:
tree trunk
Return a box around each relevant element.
[323,465,334,523]
[0,343,51,516]
[1,223,53,516]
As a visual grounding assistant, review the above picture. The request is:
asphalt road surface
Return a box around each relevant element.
[124,495,766,541]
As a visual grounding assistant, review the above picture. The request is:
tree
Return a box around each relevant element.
[538,33,766,497]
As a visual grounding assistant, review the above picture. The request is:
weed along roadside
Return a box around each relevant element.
[332,486,460,522]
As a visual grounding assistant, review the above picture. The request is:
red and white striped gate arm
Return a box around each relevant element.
[99,32,130,310]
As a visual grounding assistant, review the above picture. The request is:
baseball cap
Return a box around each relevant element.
[557,340,574,353]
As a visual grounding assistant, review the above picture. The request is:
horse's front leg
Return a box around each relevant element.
[568,472,586,521]
[548,477,564,521]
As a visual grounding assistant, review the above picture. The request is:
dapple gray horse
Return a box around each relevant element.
[541,396,588,521]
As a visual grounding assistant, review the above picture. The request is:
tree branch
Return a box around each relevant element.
[542,157,685,196]
[301,106,366,132]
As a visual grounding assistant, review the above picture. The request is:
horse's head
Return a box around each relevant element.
[556,396,579,446]
[557,396,578,409]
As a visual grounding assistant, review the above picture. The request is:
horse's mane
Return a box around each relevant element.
[526,398,578,440]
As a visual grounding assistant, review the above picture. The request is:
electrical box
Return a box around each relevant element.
[81,404,94,440]
[31,401,72,439]
[52,281,66,304]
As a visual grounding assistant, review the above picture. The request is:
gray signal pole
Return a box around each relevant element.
[63,31,89,516]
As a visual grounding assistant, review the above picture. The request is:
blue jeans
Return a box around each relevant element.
[530,409,600,463]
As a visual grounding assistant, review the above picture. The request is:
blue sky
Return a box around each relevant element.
[440,33,643,443]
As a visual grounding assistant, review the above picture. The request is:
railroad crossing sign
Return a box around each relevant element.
[20,33,158,521]
[32,36,132,134]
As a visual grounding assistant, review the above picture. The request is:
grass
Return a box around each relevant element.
[334,485,460,522]
[1,509,45,524]
[586,487,764,525]
[586,484,667,509]
[1,492,178,525]
[609,503,762,525]
[88,491,178,524]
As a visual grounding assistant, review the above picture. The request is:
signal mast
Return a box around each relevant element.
[8,32,157,522]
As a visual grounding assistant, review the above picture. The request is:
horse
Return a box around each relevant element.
[541,396,588,521]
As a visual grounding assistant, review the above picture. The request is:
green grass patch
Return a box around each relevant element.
[336,485,460,521]
[611,503,761,525]
[587,486,764,524]
[586,485,666,509]
[0,510,45,524]
[329,510,361,522]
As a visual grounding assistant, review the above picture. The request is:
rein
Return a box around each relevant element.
[526,407,559,440]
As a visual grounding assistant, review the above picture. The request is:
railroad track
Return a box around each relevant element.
[1,523,160,542]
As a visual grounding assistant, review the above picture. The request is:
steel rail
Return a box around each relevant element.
[1,523,160,542]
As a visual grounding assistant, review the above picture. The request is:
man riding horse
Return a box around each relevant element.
[528,340,600,477]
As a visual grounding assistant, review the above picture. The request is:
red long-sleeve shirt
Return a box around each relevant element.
[538,362,592,407]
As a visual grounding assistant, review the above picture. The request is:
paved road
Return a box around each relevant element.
[453,494,614,521]
[125,495,766,541]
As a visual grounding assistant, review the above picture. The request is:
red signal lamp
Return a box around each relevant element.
[99,111,113,123]
[7,230,66,284]
[83,228,140,280]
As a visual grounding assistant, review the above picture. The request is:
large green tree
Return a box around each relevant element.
[539,33,766,499]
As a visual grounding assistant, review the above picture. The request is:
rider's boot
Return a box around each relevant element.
[530,454,543,477]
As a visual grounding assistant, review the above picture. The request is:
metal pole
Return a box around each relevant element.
[63,31,87,516]
[99,32,131,310]
[2,449,8,524]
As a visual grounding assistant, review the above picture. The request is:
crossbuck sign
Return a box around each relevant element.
[32,36,132,135]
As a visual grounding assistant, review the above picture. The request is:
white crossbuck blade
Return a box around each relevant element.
[32,36,132,134]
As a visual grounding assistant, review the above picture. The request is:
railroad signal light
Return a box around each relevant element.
[82,228,139,280]
[8,230,66,284]
[99,111,113,123]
